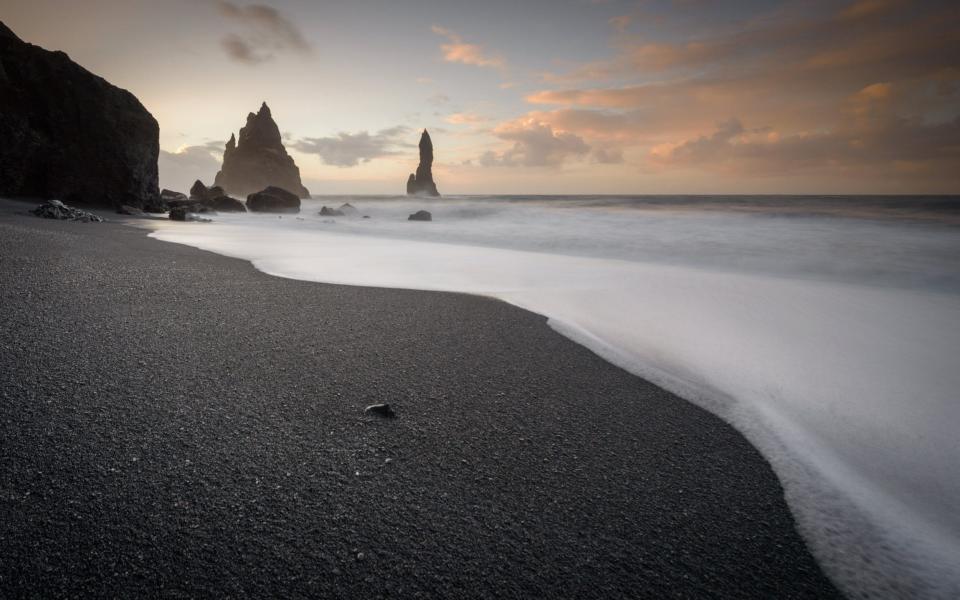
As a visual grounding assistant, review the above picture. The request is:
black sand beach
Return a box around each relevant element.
[0,200,842,598]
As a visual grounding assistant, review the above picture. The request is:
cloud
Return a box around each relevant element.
[593,148,624,164]
[293,126,412,167]
[221,34,264,64]
[649,113,960,180]
[217,1,312,65]
[609,15,632,33]
[527,83,670,108]
[196,1,956,189]
[651,118,747,164]
[431,25,505,69]
[517,0,960,185]
[541,1,958,84]
[445,112,488,125]
[520,108,643,141]
[838,0,904,21]
[480,118,590,167]
[158,144,224,193]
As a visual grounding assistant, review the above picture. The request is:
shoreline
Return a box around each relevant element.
[0,200,841,598]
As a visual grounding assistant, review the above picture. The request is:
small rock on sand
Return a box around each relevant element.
[364,403,396,418]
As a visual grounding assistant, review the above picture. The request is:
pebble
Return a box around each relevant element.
[364,403,396,418]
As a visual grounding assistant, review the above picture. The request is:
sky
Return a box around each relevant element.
[4,0,959,194]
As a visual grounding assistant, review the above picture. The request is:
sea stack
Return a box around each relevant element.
[213,102,309,199]
[406,129,440,197]
[0,21,159,209]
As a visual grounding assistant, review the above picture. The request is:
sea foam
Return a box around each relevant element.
[148,196,960,598]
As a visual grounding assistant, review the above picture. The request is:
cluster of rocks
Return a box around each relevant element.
[1,22,448,219]
[190,181,246,212]
[31,199,103,222]
[316,203,431,222]
[159,181,240,221]
[318,203,359,217]
[163,182,303,221]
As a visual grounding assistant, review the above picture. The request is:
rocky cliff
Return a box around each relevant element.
[0,21,160,209]
[406,129,440,197]
[213,102,309,199]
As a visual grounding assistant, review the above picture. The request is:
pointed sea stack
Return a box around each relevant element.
[213,102,309,199]
[406,129,440,197]
[0,21,159,209]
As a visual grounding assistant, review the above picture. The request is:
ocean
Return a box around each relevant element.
[148,195,960,598]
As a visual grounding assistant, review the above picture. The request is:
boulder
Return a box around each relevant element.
[246,186,301,213]
[319,206,345,217]
[160,188,187,202]
[408,210,432,222]
[208,195,246,212]
[167,198,197,210]
[189,180,207,200]
[405,129,440,197]
[339,202,359,215]
[0,21,159,209]
[189,180,226,202]
[32,199,103,222]
[213,103,310,198]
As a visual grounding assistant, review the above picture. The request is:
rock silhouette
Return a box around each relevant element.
[0,21,159,209]
[246,186,301,213]
[408,210,432,222]
[32,200,104,222]
[161,189,187,203]
[406,130,440,197]
[213,102,309,199]
[186,180,245,212]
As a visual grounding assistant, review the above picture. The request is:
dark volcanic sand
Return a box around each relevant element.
[0,200,842,598]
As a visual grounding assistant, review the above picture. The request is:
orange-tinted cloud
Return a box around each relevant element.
[518,1,960,184]
[649,113,960,182]
[446,112,488,125]
[480,117,590,167]
[431,26,505,69]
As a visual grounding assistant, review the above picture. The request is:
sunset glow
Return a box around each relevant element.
[6,0,957,194]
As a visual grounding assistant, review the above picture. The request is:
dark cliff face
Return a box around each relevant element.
[406,129,440,197]
[214,102,310,199]
[0,21,160,208]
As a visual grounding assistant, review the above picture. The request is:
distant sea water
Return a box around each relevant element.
[149,195,960,598]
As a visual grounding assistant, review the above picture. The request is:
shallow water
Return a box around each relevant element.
[149,195,960,598]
